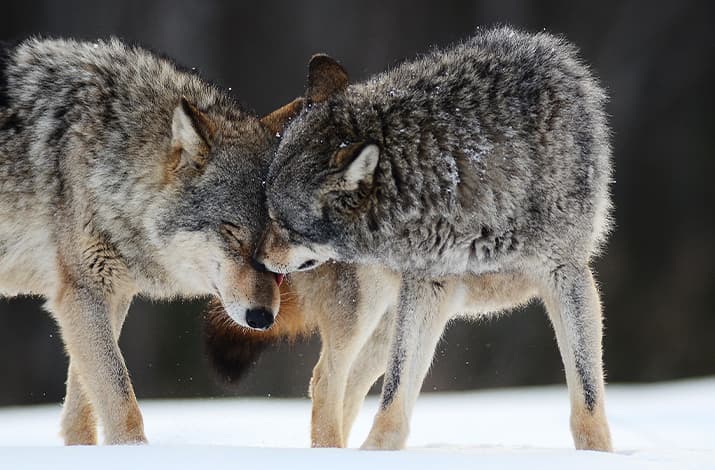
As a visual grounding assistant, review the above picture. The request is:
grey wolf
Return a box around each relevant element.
[253,27,613,451]
[0,37,295,444]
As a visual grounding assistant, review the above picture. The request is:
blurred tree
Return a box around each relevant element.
[0,0,712,405]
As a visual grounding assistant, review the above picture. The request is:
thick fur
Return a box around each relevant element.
[203,286,310,385]
[0,38,292,444]
[255,27,613,451]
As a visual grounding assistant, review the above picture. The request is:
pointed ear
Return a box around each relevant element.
[306,54,349,103]
[330,143,380,190]
[259,55,347,136]
[260,97,305,135]
[171,97,215,170]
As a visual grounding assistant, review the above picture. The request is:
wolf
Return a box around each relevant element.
[253,27,613,451]
[0,37,299,445]
[204,264,539,450]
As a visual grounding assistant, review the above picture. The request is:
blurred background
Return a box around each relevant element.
[0,0,712,406]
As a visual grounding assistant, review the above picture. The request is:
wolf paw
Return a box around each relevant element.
[571,410,613,452]
[360,428,407,450]
[61,428,98,446]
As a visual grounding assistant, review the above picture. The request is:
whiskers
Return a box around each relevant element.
[280,291,299,302]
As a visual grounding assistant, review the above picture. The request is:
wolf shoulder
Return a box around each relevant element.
[1,37,221,139]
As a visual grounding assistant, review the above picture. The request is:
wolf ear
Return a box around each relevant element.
[259,55,346,136]
[330,143,380,190]
[260,97,305,135]
[306,54,349,103]
[171,97,215,170]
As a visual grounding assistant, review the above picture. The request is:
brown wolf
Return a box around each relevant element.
[0,37,299,444]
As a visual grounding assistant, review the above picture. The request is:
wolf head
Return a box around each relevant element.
[254,55,381,274]
[148,95,303,330]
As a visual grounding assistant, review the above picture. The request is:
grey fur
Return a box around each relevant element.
[256,27,614,451]
[0,37,282,444]
[265,27,611,274]
[1,38,273,294]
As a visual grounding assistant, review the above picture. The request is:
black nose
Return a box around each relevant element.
[245,308,274,330]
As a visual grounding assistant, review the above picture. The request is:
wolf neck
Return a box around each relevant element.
[336,81,473,226]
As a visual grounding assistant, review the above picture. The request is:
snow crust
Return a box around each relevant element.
[0,378,712,469]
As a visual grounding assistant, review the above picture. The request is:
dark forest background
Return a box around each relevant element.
[0,0,712,406]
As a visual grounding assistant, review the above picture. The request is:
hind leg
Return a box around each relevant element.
[542,264,612,451]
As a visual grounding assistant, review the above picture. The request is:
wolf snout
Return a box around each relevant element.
[253,252,287,275]
[251,257,284,285]
[245,307,275,330]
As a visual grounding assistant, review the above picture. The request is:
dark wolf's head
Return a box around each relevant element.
[254,56,381,274]
[149,93,303,330]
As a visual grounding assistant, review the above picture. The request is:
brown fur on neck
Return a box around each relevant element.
[202,278,313,385]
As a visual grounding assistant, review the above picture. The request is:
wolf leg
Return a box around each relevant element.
[310,337,360,447]
[311,298,387,447]
[361,276,450,450]
[341,310,394,444]
[60,363,97,445]
[542,264,612,452]
[50,286,145,445]
[59,291,132,445]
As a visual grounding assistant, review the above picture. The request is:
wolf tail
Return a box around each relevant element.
[202,280,312,386]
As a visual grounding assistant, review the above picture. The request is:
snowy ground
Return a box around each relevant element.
[0,378,713,469]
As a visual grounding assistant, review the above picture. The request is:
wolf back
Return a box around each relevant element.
[265,27,612,276]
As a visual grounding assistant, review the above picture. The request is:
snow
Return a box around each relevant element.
[0,378,713,469]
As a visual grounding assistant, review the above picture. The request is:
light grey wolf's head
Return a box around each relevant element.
[151,96,303,329]
[254,56,379,274]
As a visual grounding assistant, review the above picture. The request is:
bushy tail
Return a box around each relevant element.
[202,282,312,386]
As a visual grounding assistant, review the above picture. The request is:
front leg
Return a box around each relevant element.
[60,362,97,445]
[311,301,387,448]
[49,284,145,445]
[340,310,394,445]
[59,292,134,445]
[361,275,451,450]
[310,342,357,447]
